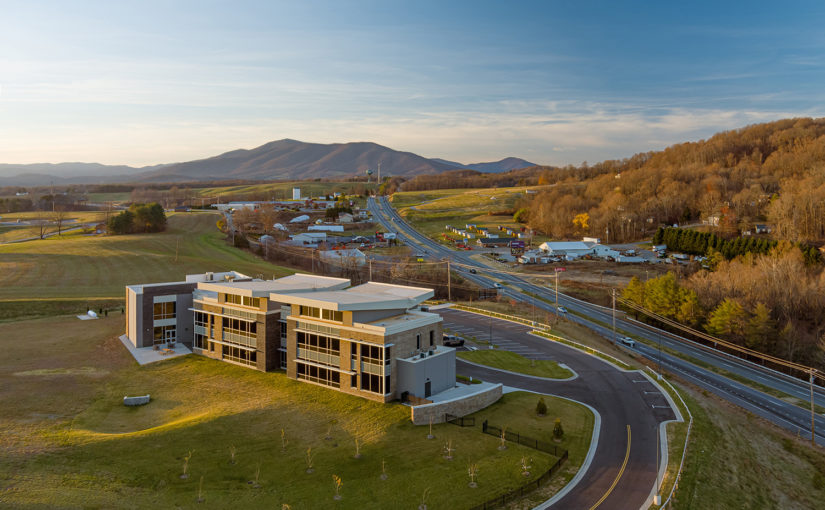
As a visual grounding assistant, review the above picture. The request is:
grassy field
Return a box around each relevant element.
[0,211,107,243]
[0,315,589,509]
[671,383,825,509]
[196,181,377,200]
[463,391,594,509]
[390,186,545,245]
[0,212,292,319]
[457,350,574,379]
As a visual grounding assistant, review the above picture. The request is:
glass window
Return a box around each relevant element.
[296,362,340,388]
[153,301,176,320]
[429,330,434,346]
[416,333,421,350]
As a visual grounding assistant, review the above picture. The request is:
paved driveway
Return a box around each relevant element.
[441,308,676,509]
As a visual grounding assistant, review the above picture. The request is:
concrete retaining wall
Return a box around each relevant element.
[411,383,503,425]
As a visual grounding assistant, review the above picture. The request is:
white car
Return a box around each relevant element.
[493,283,502,289]
[557,306,567,314]
[619,336,636,347]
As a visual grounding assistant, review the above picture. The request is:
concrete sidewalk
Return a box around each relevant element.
[119,335,192,365]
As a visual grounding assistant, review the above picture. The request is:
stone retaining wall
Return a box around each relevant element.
[410,384,502,425]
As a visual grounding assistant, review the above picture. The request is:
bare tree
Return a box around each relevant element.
[51,207,69,235]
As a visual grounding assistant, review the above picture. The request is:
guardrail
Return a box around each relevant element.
[448,303,633,370]
[649,366,693,509]
[451,304,550,330]
[532,330,632,370]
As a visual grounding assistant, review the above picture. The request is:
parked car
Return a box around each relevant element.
[619,336,636,347]
[442,334,465,347]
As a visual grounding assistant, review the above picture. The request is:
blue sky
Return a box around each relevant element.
[1,0,823,166]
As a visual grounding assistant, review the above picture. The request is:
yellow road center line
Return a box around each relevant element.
[589,425,631,510]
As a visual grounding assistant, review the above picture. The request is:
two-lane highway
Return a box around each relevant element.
[368,196,825,445]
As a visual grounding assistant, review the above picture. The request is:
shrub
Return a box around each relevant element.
[553,418,564,439]
[535,397,547,416]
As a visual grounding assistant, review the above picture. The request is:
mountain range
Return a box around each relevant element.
[0,140,537,186]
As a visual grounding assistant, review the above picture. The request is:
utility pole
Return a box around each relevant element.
[612,288,617,343]
[553,271,559,315]
[657,332,663,380]
[812,369,817,446]
[368,257,373,281]
[447,258,451,301]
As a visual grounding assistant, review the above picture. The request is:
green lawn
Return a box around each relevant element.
[0,212,291,303]
[464,391,595,509]
[390,186,550,246]
[0,315,577,510]
[458,350,573,379]
[672,385,825,509]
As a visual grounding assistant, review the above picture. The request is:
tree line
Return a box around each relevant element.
[520,118,825,244]
[653,226,822,264]
[107,203,167,235]
[623,245,825,369]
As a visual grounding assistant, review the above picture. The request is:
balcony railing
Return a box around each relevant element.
[223,331,256,347]
[297,348,340,367]
[296,321,341,337]
[222,307,258,321]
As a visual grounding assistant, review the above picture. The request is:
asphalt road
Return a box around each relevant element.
[368,196,825,445]
[442,308,675,509]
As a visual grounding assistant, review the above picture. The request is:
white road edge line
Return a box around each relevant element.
[456,358,579,382]
[531,389,602,510]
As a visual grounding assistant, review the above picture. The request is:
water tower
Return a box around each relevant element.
[366,168,373,183]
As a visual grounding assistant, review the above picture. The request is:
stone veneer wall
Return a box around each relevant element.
[410,384,503,425]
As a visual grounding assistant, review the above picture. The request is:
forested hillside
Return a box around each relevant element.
[523,118,825,244]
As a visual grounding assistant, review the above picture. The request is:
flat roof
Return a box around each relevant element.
[270,281,433,311]
[198,273,350,297]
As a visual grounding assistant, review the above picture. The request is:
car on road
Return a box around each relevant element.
[493,283,502,289]
[557,306,567,314]
[469,268,477,274]
[442,334,465,347]
[619,336,636,347]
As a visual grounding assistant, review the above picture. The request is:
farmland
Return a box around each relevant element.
[0,314,590,509]
[0,212,291,320]
[390,186,546,244]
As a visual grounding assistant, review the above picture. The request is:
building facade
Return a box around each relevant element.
[125,273,449,403]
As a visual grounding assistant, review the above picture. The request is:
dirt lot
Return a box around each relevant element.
[519,259,671,306]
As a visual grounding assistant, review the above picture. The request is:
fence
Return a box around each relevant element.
[468,449,568,510]
[482,420,566,457]
[445,413,475,427]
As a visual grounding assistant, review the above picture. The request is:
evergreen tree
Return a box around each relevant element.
[705,298,747,341]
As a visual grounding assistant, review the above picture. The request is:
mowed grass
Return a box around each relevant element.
[672,384,825,509]
[457,350,573,379]
[0,212,291,302]
[0,315,574,509]
[391,186,547,245]
[464,391,594,509]
[196,181,377,200]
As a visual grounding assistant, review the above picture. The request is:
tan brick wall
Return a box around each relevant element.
[410,384,503,425]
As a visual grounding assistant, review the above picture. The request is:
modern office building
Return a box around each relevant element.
[124,272,451,403]
[191,273,349,371]
[125,271,249,349]
[271,282,450,402]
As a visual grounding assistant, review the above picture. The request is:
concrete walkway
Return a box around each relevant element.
[118,335,192,365]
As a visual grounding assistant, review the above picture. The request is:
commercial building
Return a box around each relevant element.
[124,272,450,403]
[125,271,248,349]
[191,273,350,371]
[271,282,449,402]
